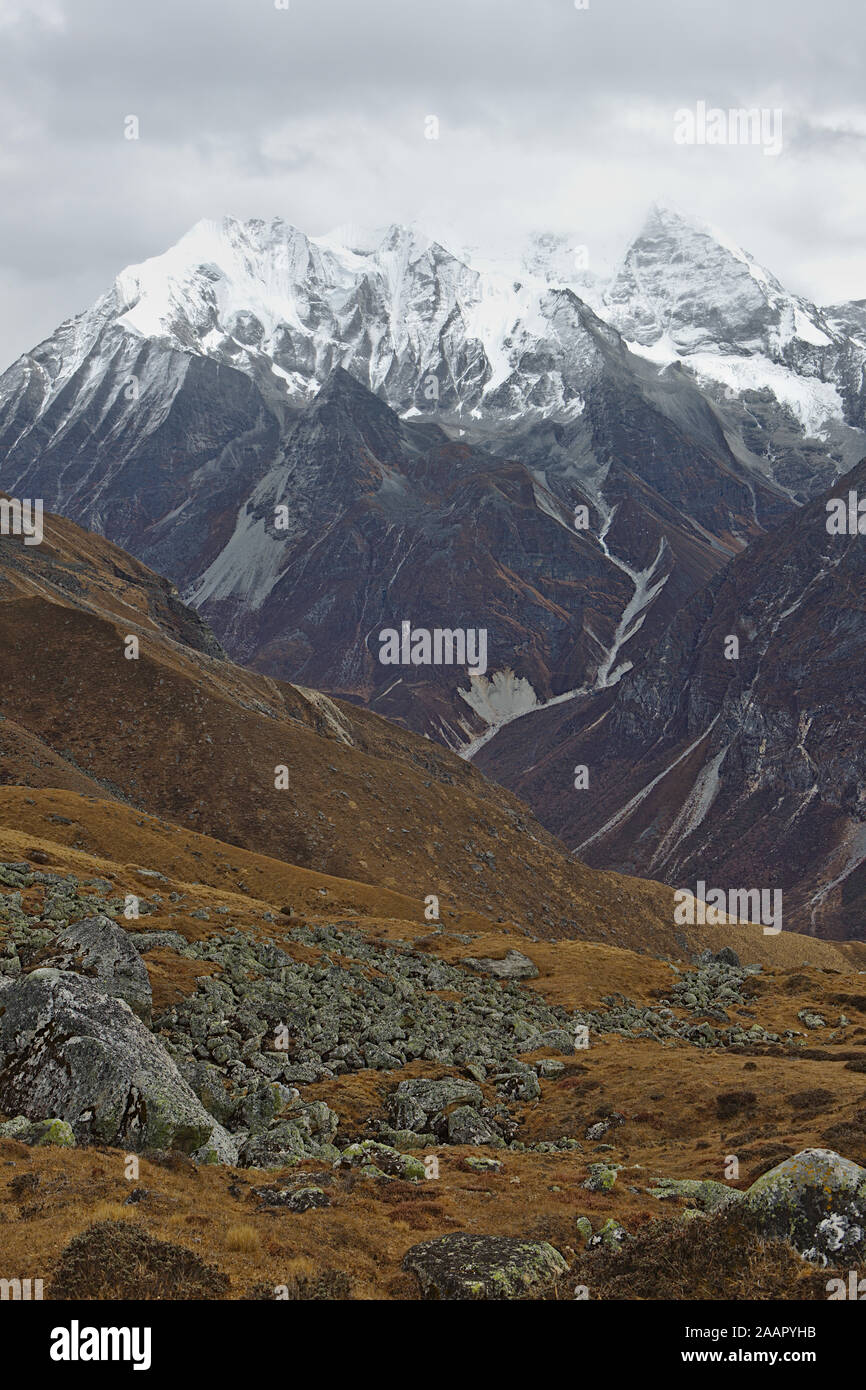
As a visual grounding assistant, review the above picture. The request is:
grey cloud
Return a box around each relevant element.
[0,0,863,365]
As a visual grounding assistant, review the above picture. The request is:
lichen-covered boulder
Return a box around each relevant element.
[442,1105,498,1146]
[461,950,539,981]
[0,1115,76,1147]
[403,1233,567,1300]
[184,1060,240,1126]
[0,968,235,1161]
[32,915,153,1024]
[463,1155,503,1174]
[338,1140,426,1181]
[535,1059,565,1079]
[584,1163,618,1193]
[388,1076,483,1132]
[745,1148,866,1259]
[239,1080,294,1135]
[0,862,33,890]
[494,1063,541,1102]
[649,1177,743,1212]
[283,1186,330,1213]
[238,1122,307,1168]
[575,1216,593,1246]
[290,1099,339,1145]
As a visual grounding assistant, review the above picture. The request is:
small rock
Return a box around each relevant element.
[463,1155,503,1174]
[584,1163,618,1192]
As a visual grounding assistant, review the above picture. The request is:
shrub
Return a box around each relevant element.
[568,1207,832,1301]
[49,1220,230,1300]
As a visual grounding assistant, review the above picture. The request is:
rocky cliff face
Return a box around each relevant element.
[478,457,866,939]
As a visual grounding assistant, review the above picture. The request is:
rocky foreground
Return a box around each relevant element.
[2,859,866,1299]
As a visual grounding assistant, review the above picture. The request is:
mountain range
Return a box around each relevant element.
[0,205,863,937]
[3,221,866,1304]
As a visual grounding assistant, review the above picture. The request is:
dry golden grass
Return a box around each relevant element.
[0,782,864,1299]
[224,1224,261,1253]
[89,1200,131,1224]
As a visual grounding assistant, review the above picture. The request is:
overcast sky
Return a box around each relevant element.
[0,0,864,368]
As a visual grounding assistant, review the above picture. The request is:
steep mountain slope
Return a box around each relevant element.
[825,299,866,346]
[187,358,789,747]
[477,458,866,940]
[0,498,697,951]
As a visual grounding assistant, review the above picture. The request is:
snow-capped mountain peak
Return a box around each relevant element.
[22,213,608,427]
[114,215,330,353]
[601,203,866,452]
[604,203,829,354]
[2,207,864,514]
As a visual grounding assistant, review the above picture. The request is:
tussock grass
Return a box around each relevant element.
[225,1223,261,1252]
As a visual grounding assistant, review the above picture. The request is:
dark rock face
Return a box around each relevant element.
[388,1076,484,1128]
[402,1232,568,1299]
[182,361,768,750]
[443,1105,500,1146]
[200,347,803,748]
[483,457,866,939]
[0,330,283,605]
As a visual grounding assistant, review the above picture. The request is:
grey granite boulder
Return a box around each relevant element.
[442,1104,499,1146]
[238,1122,307,1168]
[388,1076,484,1132]
[32,914,153,1024]
[495,1062,541,1102]
[0,969,235,1162]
